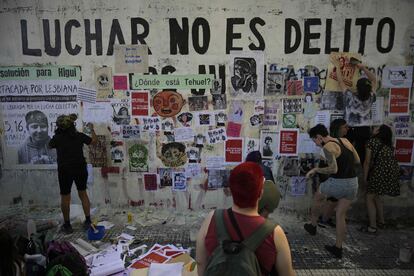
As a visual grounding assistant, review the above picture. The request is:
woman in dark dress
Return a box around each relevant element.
[362,125,400,233]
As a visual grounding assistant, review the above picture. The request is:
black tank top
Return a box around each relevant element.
[325,138,356,179]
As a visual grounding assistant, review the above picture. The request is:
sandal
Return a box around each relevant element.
[358,226,377,234]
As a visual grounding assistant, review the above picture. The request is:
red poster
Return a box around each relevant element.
[279,129,299,156]
[389,88,410,114]
[130,251,169,269]
[395,138,414,164]
[131,91,149,116]
[144,173,158,191]
[225,139,243,163]
[113,75,128,90]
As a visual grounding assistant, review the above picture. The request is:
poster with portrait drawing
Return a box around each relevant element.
[320,91,344,111]
[211,79,223,94]
[260,131,279,160]
[212,94,227,110]
[229,51,264,99]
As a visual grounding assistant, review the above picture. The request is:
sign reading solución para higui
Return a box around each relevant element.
[0,66,81,168]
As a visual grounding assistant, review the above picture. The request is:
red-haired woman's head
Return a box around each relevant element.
[229,162,264,208]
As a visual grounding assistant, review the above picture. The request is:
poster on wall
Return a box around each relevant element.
[0,66,80,168]
[229,51,264,99]
[287,80,303,96]
[114,45,149,74]
[113,75,128,90]
[260,131,279,160]
[158,168,173,187]
[143,173,158,191]
[225,138,243,164]
[266,71,284,96]
[325,52,361,92]
[282,98,302,114]
[303,76,319,93]
[244,138,260,159]
[207,169,231,189]
[290,176,307,196]
[395,138,414,164]
[393,116,412,137]
[131,91,149,116]
[89,135,108,167]
[95,66,113,100]
[279,129,299,156]
[128,143,148,172]
[371,97,384,125]
[263,100,279,126]
[172,172,187,191]
[389,88,410,115]
[111,99,131,125]
[83,101,112,123]
[382,66,413,88]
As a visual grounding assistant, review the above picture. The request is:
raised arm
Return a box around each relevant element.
[88,123,98,146]
[357,63,377,92]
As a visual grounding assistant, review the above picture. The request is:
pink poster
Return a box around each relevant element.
[131,91,149,116]
[113,75,128,90]
[279,129,299,156]
[226,121,242,137]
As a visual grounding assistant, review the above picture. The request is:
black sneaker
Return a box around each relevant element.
[325,245,342,258]
[60,224,74,235]
[304,223,317,235]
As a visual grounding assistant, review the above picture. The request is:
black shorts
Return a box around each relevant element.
[58,164,88,195]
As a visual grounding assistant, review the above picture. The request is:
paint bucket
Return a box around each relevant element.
[399,244,413,263]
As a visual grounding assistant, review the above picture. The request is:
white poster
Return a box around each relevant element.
[382,66,413,88]
[83,101,112,123]
[114,45,149,74]
[0,79,79,167]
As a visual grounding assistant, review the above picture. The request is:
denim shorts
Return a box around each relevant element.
[320,177,358,200]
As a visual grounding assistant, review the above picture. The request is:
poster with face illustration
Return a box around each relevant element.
[187,147,200,163]
[211,79,223,94]
[128,143,148,172]
[230,51,264,98]
[172,172,187,191]
[152,90,184,117]
[326,52,361,92]
[260,131,279,160]
[95,66,113,100]
[177,112,193,127]
[212,94,227,110]
[160,142,187,167]
[188,96,208,111]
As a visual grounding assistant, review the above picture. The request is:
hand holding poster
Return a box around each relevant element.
[326,52,361,92]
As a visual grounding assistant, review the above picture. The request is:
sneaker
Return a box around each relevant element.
[325,244,342,258]
[60,224,74,235]
[304,223,317,235]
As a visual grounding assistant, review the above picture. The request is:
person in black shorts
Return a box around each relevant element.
[49,114,97,234]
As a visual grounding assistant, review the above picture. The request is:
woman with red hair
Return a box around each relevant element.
[196,162,295,276]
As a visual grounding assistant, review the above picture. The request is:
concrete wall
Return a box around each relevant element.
[0,0,413,218]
